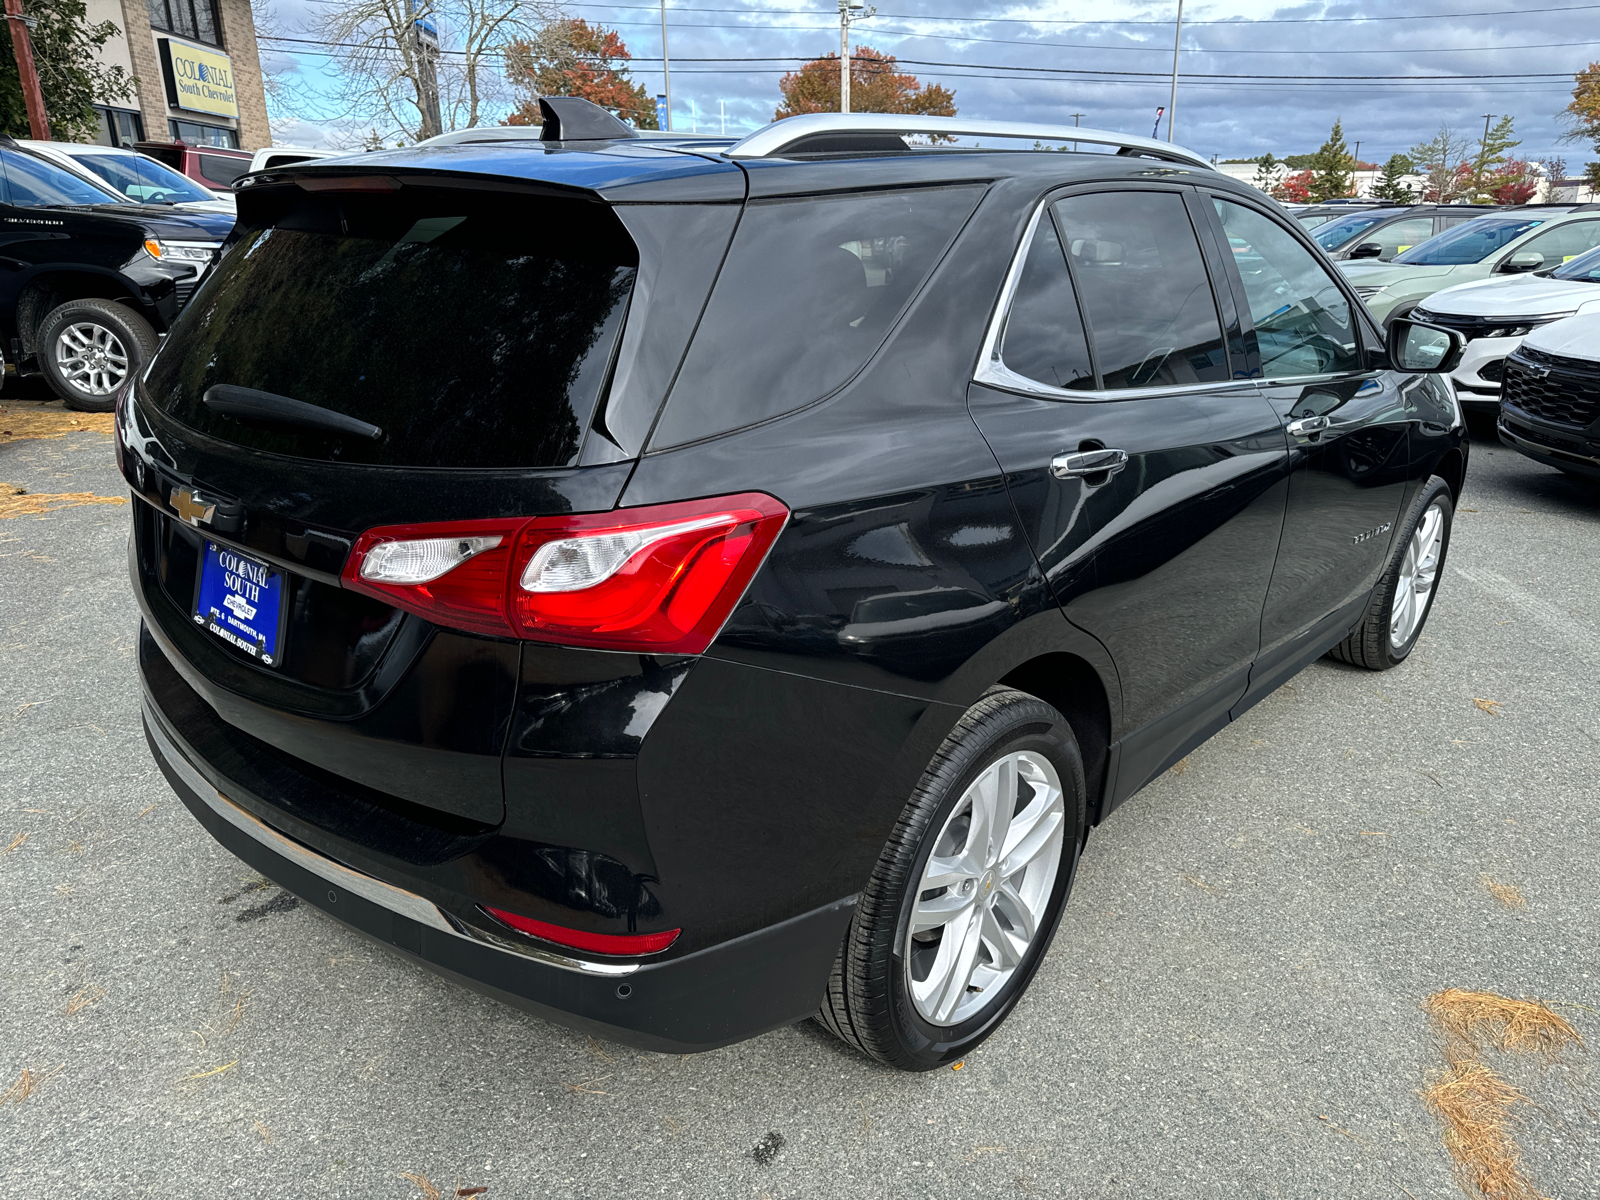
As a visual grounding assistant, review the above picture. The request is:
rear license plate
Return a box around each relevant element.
[193,541,287,667]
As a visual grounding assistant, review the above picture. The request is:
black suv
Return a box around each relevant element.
[126,101,1470,1070]
[1309,204,1502,262]
[0,137,230,410]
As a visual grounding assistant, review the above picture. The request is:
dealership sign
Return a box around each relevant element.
[159,38,239,118]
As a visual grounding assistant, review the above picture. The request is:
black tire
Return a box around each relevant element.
[816,686,1087,1070]
[35,298,158,412]
[1328,476,1454,671]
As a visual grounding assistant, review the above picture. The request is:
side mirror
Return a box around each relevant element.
[1348,241,1383,259]
[1386,317,1467,374]
[1499,251,1545,274]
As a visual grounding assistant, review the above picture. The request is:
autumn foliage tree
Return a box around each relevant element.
[775,46,955,119]
[504,19,656,129]
[1564,61,1600,190]
[1273,170,1313,203]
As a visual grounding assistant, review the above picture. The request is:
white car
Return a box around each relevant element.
[1411,243,1600,411]
[247,146,348,173]
[1496,312,1600,482]
[18,141,235,215]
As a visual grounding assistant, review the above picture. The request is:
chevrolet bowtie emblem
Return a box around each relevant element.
[171,487,217,527]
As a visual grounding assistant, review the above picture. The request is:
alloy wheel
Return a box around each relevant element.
[1389,498,1446,650]
[55,322,129,396]
[904,750,1066,1027]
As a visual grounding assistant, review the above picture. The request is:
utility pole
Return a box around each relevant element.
[1070,111,1084,152]
[1166,0,1184,142]
[4,0,49,139]
[404,0,442,139]
[839,0,873,114]
[660,0,672,131]
[719,99,726,135]
[1352,140,1361,196]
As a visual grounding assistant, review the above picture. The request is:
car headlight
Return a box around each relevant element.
[1353,285,1388,299]
[143,239,219,264]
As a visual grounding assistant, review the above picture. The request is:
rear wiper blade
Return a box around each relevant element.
[203,385,383,441]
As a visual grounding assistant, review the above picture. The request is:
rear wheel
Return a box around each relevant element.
[36,298,158,412]
[1329,476,1453,670]
[816,687,1086,1070]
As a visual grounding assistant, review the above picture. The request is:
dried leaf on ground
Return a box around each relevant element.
[65,984,106,1016]
[1480,876,1527,910]
[2,1064,63,1105]
[401,1173,444,1200]
[0,483,127,520]
[1473,698,1504,717]
[2,832,27,854]
[0,406,114,445]
[1424,989,1581,1062]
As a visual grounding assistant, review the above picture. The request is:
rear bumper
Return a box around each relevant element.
[143,682,855,1053]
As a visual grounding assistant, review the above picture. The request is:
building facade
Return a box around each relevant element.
[85,0,270,151]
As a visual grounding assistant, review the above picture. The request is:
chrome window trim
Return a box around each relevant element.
[144,701,641,977]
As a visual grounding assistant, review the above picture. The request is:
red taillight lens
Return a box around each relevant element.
[340,493,787,654]
[481,906,681,956]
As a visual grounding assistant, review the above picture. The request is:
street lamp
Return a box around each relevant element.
[839,0,874,114]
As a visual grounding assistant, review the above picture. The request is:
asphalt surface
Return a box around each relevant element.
[3,397,1598,1199]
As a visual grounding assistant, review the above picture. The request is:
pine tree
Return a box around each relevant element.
[1307,119,1354,202]
[1369,154,1416,202]
[1251,152,1280,194]
[1468,115,1520,201]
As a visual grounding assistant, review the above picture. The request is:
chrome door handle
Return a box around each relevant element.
[1050,448,1128,480]
[1286,415,1331,438]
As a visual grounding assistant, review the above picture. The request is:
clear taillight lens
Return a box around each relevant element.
[359,535,502,584]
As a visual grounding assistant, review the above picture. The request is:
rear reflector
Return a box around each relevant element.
[481,906,681,956]
[341,493,787,654]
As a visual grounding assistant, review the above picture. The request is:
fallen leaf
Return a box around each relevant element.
[1473,698,1503,717]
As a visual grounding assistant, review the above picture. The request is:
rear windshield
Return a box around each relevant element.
[145,186,637,468]
[199,153,249,187]
[651,184,984,447]
[1393,217,1545,265]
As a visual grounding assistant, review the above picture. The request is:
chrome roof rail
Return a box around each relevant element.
[724,114,1213,170]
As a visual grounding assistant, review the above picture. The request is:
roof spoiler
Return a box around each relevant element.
[724,114,1213,170]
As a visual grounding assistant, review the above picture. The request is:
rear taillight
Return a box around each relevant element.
[481,906,681,956]
[342,493,787,654]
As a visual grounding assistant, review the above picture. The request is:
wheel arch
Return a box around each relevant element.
[1432,445,1467,504]
[999,652,1113,826]
[10,270,150,357]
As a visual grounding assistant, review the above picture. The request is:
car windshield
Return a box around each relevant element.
[1550,243,1600,282]
[1311,212,1393,250]
[68,151,217,205]
[1393,217,1547,265]
[0,148,124,206]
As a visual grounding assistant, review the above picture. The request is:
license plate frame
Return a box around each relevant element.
[192,540,290,668]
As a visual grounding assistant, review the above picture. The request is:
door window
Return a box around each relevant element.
[1371,217,1435,260]
[1516,220,1600,267]
[1213,199,1360,379]
[0,148,121,207]
[1051,191,1229,389]
[996,212,1095,391]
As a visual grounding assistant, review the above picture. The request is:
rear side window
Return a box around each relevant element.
[651,185,983,447]
[145,187,637,469]
[997,213,1094,391]
[198,154,248,187]
[1052,191,1229,390]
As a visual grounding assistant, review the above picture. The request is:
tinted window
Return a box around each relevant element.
[0,149,122,207]
[997,213,1094,390]
[1518,219,1600,266]
[1551,244,1600,282]
[146,189,636,469]
[70,151,216,205]
[1311,212,1388,250]
[1395,217,1545,265]
[147,0,219,44]
[1214,199,1359,379]
[1053,191,1228,390]
[652,185,983,446]
[198,154,248,187]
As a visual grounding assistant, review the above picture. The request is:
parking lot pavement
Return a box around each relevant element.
[2,405,1597,1200]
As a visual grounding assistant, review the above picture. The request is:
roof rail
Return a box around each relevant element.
[724,114,1213,171]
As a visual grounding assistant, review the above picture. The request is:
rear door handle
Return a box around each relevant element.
[1050,448,1128,480]
[1286,415,1332,438]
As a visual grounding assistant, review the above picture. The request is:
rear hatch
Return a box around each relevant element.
[124,152,744,824]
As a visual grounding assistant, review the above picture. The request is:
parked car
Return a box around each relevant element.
[126,99,1468,1071]
[0,138,230,410]
[1311,204,1500,262]
[247,146,347,173]
[17,140,235,215]
[1496,313,1600,482]
[1410,243,1600,409]
[1341,205,1600,325]
[1293,200,1383,229]
[133,140,252,195]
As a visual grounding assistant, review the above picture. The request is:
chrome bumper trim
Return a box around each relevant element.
[145,701,639,977]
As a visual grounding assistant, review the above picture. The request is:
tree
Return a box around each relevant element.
[1483,159,1537,205]
[1306,119,1354,202]
[1274,170,1312,203]
[503,19,655,128]
[775,46,955,120]
[1369,154,1416,202]
[1408,126,1474,203]
[1563,62,1600,191]
[1467,114,1520,200]
[1250,152,1280,194]
[299,0,557,145]
[0,0,136,140]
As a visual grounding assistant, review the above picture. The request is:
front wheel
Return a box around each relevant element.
[1329,476,1454,670]
[35,298,159,412]
[816,687,1086,1070]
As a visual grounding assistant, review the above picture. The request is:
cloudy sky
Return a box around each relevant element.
[260,0,1595,166]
